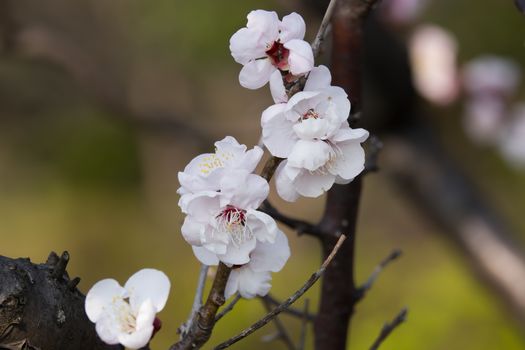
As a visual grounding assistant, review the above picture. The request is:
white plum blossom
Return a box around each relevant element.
[229,10,314,89]
[409,25,459,106]
[499,104,525,169]
[177,136,263,197]
[262,65,369,201]
[85,269,170,349]
[193,231,290,299]
[462,56,521,145]
[180,168,278,265]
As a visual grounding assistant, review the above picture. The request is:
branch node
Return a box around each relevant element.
[51,251,69,279]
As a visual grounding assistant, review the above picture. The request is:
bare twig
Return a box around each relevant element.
[369,308,408,350]
[215,294,241,322]
[213,234,347,350]
[356,249,402,301]
[178,265,209,336]
[311,0,338,57]
[297,299,310,350]
[260,297,296,350]
[261,201,325,237]
[262,294,316,321]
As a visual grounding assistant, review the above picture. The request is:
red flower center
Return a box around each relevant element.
[266,41,290,70]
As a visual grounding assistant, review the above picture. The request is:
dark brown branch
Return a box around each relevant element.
[262,295,316,321]
[261,201,325,237]
[214,234,347,350]
[170,263,231,350]
[313,1,381,349]
[363,135,383,175]
[356,249,402,301]
[369,307,408,350]
[260,297,296,350]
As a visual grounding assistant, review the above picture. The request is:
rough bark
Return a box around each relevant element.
[0,252,122,350]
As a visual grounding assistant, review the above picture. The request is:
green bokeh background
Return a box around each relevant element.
[1,0,524,349]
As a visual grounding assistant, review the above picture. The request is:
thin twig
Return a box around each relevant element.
[215,294,241,322]
[297,299,310,350]
[262,294,316,321]
[311,0,338,57]
[369,308,408,350]
[260,297,296,350]
[356,249,402,301]
[261,200,325,237]
[178,265,209,336]
[213,234,347,350]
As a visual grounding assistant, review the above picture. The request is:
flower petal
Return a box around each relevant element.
[184,191,221,220]
[292,118,331,140]
[275,161,301,202]
[245,209,278,243]
[262,104,297,158]
[125,269,171,313]
[269,70,288,103]
[229,27,266,65]
[328,141,365,180]
[220,171,269,210]
[135,299,157,331]
[235,267,272,299]
[239,58,276,89]
[218,237,257,265]
[117,325,154,349]
[304,65,332,91]
[181,216,206,246]
[85,279,126,323]
[225,270,240,299]
[288,139,332,171]
[246,10,280,44]
[249,230,290,272]
[332,125,369,143]
[192,246,220,266]
[293,171,336,197]
[279,12,306,42]
[94,314,121,345]
[284,39,314,75]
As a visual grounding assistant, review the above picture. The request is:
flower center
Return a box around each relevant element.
[215,205,252,246]
[111,297,137,334]
[266,41,290,70]
[302,108,319,120]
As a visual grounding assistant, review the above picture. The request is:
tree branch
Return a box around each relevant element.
[213,234,347,350]
[178,265,209,337]
[369,307,408,350]
[356,249,402,301]
[260,297,296,350]
[261,294,316,321]
[311,0,338,57]
[261,201,325,237]
[215,294,241,322]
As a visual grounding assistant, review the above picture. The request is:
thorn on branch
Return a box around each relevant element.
[356,249,402,301]
[369,307,408,350]
[67,277,81,290]
[51,251,69,279]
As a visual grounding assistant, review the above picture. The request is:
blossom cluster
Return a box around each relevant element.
[85,9,369,349]
[176,9,368,299]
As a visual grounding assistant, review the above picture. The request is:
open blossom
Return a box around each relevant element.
[193,230,290,299]
[180,168,278,265]
[229,10,314,89]
[85,269,170,349]
[177,136,263,197]
[262,65,368,201]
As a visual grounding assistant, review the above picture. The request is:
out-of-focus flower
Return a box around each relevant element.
[85,269,170,349]
[462,56,521,145]
[380,0,429,25]
[194,230,290,299]
[262,65,368,201]
[180,168,278,265]
[499,103,525,169]
[230,10,314,89]
[463,56,521,97]
[409,25,459,106]
[177,136,263,197]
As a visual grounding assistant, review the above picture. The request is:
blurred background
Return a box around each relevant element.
[1,0,525,349]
